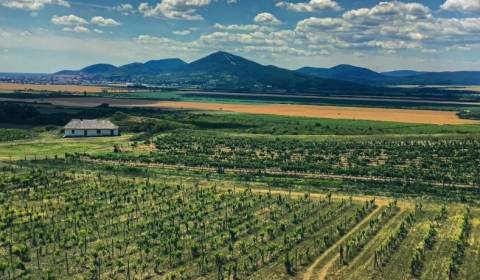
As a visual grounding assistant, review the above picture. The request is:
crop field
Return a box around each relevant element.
[0,83,120,93]
[145,102,478,125]
[0,163,477,280]
[0,96,478,124]
[0,101,479,279]
[85,131,480,187]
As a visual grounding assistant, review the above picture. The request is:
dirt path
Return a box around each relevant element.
[301,206,384,280]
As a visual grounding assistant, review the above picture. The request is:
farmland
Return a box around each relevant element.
[0,100,479,279]
[0,83,117,93]
[143,102,478,125]
[0,160,478,280]
[0,96,478,124]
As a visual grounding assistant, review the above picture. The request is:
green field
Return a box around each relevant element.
[0,100,479,279]
[0,130,132,160]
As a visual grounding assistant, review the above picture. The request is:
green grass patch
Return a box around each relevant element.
[0,131,133,160]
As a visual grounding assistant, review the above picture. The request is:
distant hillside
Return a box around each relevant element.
[300,66,480,85]
[82,64,118,75]
[56,59,187,77]
[54,52,480,90]
[117,58,187,75]
[381,70,426,77]
[180,51,365,91]
[297,64,384,83]
[397,71,480,85]
[54,51,369,92]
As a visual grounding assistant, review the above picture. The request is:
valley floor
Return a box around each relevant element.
[1,96,478,124]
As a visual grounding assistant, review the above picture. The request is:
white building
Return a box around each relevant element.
[64,119,119,137]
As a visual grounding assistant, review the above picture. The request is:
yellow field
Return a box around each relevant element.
[146,101,479,125]
[0,82,126,93]
[0,96,477,125]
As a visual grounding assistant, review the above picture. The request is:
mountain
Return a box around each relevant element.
[295,67,330,77]
[117,58,187,75]
[53,53,480,88]
[396,71,480,85]
[55,59,187,76]
[56,64,117,75]
[297,64,384,83]
[381,70,480,85]
[381,70,426,77]
[298,65,480,85]
[178,51,366,91]
[81,64,118,75]
[54,51,367,92]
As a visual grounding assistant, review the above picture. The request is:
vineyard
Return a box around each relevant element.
[83,131,480,187]
[0,164,479,280]
[0,102,479,279]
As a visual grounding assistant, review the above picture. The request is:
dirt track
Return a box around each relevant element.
[0,96,477,125]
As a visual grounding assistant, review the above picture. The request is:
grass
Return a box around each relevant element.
[459,208,480,280]
[421,206,465,280]
[0,128,35,142]
[0,131,133,160]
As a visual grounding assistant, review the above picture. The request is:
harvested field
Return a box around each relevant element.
[0,96,477,124]
[146,101,478,125]
[0,82,125,93]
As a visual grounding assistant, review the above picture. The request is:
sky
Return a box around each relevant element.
[0,0,480,73]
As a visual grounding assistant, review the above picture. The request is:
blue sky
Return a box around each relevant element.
[0,0,479,73]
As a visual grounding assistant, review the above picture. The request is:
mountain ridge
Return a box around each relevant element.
[55,51,369,92]
[54,51,480,87]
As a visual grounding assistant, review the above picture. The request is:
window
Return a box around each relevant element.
[97,130,101,134]
[72,130,75,135]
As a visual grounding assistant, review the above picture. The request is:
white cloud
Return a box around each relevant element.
[227,0,237,4]
[199,29,297,48]
[296,17,344,32]
[294,1,480,53]
[253,12,281,25]
[62,26,90,33]
[138,0,212,20]
[214,23,260,31]
[113,3,135,15]
[441,0,480,13]
[51,15,89,26]
[1,0,69,10]
[343,1,432,24]
[276,0,342,12]
[173,30,191,35]
[91,16,120,27]
[94,29,104,34]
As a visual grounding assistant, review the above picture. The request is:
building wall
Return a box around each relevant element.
[64,129,119,137]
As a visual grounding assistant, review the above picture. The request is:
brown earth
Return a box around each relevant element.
[0,96,477,125]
